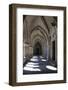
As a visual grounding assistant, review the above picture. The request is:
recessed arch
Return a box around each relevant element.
[32,35,47,49]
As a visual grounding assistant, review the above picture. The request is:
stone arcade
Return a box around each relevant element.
[23,15,57,74]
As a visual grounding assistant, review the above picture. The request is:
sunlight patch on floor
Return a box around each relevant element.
[41,59,47,61]
[30,58,39,61]
[26,62,39,65]
[32,56,38,59]
[23,56,57,73]
[25,64,39,68]
[46,65,57,71]
[23,67,41,71]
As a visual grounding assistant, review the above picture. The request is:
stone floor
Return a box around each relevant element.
[23,56,57,75]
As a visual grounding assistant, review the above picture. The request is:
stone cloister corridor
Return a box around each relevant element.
[23,15,57,75]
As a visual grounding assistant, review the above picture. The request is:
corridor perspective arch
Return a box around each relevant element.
[31,25,49,59]
[33,42,42,56]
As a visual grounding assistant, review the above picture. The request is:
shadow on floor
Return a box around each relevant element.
[23,56,57,75]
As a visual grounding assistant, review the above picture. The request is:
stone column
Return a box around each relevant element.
[23,43,29,63]
[48,36,51,61]
[28,45,33,58]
